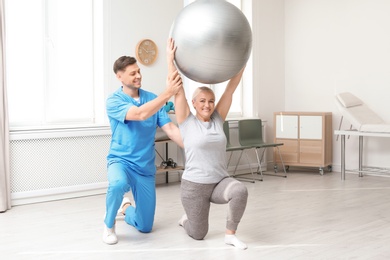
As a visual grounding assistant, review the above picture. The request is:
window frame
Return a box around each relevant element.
[5,0,106,131]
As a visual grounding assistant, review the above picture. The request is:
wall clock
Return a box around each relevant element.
[135,39,158,65]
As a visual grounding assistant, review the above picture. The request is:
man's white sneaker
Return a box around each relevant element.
[117,197,131,216]
[103,225,118,245]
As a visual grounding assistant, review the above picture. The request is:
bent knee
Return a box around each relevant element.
[240,185,248,198]
[233,183,248,198]
[136,220,154,233]
[108,180,129,193]
[138,226,153,233]
[189,228,208,240]
[191,232,207,240]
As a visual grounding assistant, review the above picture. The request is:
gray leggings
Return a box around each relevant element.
[180,177,248,240]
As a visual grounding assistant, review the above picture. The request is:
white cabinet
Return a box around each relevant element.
[274,112,333,174]
[300,115,323,139]
[275,115,298,139]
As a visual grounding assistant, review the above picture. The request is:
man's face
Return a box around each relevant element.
[116,63,142,90]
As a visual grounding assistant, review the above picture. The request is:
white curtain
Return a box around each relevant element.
[0,0,11,212]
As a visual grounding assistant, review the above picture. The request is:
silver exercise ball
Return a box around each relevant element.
[169,0,252,84]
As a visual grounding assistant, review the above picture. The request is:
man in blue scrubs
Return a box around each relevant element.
[103,54,183,244]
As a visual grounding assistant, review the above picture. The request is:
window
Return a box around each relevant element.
[183,0,244,118]
[5,0,104,129]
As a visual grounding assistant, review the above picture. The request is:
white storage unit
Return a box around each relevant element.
[274,112,333,174]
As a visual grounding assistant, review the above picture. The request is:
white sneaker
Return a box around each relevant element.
[178,214,187,226]
[103,225,118,245]
[117,197,132,216]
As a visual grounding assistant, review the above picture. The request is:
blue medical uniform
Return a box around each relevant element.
[104,87,171,232]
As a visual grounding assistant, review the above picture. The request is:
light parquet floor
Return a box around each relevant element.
[1,170,390,260]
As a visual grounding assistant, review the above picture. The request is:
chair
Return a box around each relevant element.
[238,119,287,179]
[223,121,256,183]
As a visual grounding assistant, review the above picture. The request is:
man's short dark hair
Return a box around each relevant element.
[113,56,137,74]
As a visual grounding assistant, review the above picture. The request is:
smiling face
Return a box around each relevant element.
[116,63,142,92]
[192,87,216,122]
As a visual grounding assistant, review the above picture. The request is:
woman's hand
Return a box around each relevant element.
[166,38,176,65]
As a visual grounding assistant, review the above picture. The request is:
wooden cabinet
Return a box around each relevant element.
[274,112,332,174]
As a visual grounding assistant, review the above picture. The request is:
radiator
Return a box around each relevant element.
[9,127,111,205]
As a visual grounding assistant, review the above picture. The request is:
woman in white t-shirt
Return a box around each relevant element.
[167,38,248,250]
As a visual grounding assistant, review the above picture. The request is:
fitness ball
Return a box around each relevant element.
[169,0,252,84]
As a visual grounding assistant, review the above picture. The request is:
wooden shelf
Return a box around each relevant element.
[154,138,171,143]
[154,136,184,182]
[156,166,184,174]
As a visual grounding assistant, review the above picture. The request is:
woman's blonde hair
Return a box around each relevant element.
[192,86,215,101]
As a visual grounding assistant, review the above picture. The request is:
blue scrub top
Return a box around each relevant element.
[106,87,171,176]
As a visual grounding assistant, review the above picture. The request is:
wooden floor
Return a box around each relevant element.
[2,170,390,260]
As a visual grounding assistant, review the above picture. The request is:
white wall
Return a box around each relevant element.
[284,0,390,171]
[252,0,285,166]
[252,0,285,122]
[106,0,183,97]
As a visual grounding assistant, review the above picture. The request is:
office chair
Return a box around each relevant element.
[223,121,257,183]
[238,119,287,179]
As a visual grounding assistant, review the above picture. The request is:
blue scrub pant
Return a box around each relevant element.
[104,161,156,233]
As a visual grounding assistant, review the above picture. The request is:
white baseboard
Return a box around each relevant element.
[11,182,108,206]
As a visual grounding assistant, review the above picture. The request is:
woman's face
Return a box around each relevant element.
[192,90,215,122]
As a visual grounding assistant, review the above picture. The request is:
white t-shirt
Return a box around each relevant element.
[179,111,229,184]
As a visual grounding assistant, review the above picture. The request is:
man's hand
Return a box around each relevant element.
[166,69,183,96]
